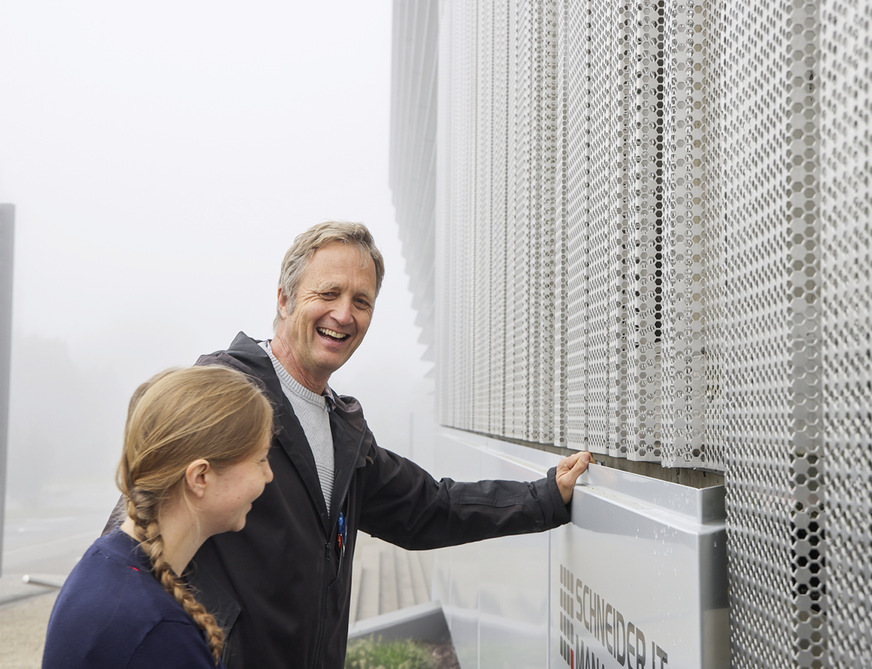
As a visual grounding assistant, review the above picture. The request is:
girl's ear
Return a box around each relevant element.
[185,459,211,498]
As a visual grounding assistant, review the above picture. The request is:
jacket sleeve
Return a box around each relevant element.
[357,445,570,550]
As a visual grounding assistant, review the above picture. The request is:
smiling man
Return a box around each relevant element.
[187,222,593,669]
[270,238,377,393]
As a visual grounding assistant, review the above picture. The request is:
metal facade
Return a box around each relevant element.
[390,1,871,666]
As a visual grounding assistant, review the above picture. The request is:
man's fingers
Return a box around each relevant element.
[557,451,595,504]
[575,451,592,471]
[565,451,592,476]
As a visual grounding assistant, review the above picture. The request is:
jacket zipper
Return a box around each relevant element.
[310,426,368,668]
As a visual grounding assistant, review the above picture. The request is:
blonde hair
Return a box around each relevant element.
[116,366,274,664]
[273,221,385,330]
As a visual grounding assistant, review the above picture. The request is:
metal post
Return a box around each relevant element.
[0,204,15,575]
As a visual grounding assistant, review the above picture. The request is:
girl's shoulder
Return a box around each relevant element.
[43,531,212,668]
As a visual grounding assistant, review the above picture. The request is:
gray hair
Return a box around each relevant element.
[273,221,385,330]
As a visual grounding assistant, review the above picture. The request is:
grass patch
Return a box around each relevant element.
[345,637,435,669]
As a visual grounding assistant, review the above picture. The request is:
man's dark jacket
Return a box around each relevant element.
[187,333,571,668]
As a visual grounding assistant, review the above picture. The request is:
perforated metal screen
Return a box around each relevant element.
[391,0,871,666]
[819,2,872,666]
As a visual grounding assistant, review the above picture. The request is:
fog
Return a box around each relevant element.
[0,2,434,576]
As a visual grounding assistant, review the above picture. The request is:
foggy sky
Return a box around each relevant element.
[0,2,434,517]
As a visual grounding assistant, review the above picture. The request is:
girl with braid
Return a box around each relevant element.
[42,365,274,668]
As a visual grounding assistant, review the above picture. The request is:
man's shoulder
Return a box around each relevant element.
[326,389,378,452]
[327,387,369,424]
[196,332,278,395]
[328,388,361,413]
[197,332,261,364]
[196,332,267,372]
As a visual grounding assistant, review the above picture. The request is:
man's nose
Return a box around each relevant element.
[331,297,353,324]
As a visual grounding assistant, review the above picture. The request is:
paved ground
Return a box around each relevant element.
[0,579,59,669]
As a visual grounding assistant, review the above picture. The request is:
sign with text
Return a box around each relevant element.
[551,465,729,669]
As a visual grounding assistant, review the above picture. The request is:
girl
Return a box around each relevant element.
[42,365,274,668]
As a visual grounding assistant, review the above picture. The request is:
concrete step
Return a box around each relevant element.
[349,533,435,625]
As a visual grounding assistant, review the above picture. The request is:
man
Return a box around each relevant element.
[188,222,592,668]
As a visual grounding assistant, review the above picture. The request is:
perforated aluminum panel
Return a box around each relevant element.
[392,1,872,665]
[705,1,827,666]
[489,0,510,439]
[820,1,872,665]
[389,0,439,361]
[473,1,493,437]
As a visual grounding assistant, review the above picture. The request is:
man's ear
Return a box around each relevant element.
[185,459,211,499]
[277,287,289,319]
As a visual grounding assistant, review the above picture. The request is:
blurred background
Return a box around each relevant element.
[0,1,433,582]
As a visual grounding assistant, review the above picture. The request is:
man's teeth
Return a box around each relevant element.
[318,327,349,340]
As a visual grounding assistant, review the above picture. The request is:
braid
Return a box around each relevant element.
[127,490,225,664]
[115,365,274,666]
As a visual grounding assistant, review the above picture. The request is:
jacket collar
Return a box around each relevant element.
[209,332,370,532]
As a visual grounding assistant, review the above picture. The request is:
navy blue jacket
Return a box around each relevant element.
[188,333,571,669]
[43,529,224,669]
